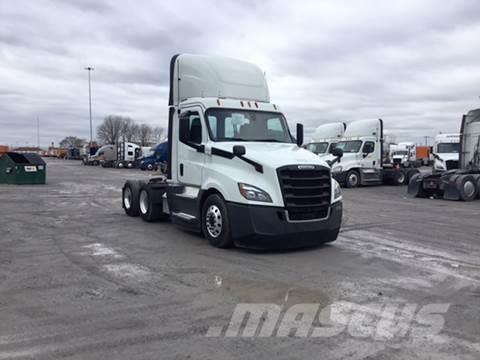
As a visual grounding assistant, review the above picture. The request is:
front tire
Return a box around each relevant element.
[392,170,406,185]
[201,194,233,248]
[345,170,360,188]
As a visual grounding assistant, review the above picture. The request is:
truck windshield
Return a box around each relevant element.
[305,142,328,154]
[205,109,293,143]
[393,151,408,156]
[336,140,363,153]
[437,143,459,153]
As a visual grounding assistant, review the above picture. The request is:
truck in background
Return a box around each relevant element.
[83,144,114,165]
[416,145,432,166]
[331,118,419,188]
[432,133,460,173]
[409,109,480,201]
[121,54,344,249]
[390,142,417,168]
[137,142,168,171]
[0,145,9,155]
[304,122,346,162]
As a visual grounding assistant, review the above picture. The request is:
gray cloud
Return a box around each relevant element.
[1,0,480,148]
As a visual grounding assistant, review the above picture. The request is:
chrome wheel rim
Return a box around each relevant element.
[206,205,222,238]
[398,174,405,184]
[123,187,132,209]
[464,181,475,198]
[139,190,148,214]
[349,173,358,187]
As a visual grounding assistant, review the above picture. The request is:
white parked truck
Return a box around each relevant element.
[331,118,419,187]
[432,133,460,173]
[305,122,346,161]
[390,142,417,168]
[121,54,344,249]
[83,144,114,166]
[409,109,480,201]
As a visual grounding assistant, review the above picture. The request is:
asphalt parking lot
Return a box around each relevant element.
[1,158,480,360]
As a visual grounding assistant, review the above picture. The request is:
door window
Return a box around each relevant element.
[363,141,375,154]
[180,112,202,144]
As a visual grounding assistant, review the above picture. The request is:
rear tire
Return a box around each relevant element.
[122,180,145,217]
[392,170,406,185]
[345,170,360,188]
[201,194,233,248]
[139,185,167,222]
[456,175,477,201]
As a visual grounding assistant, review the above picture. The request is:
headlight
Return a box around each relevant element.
[238,183,272,202]
[332,179,342,203]
[332,165,343,172]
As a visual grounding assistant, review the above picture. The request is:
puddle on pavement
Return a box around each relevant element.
[214,275,330,309]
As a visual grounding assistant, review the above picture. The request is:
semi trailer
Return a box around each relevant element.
[121,54,344,249]
[432,133,460,173]
[408,109,480,201]
[305,122,346,161]
[331,118,419,188]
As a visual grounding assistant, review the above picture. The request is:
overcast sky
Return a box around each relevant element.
[1,0,480,147]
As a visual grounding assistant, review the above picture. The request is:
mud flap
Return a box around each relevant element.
[407,173,426,197]
[442,174,461,201]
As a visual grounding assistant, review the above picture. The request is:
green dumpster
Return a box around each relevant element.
[0,152,46,185]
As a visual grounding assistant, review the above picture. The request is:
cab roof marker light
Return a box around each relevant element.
[248,101,251,108]
[240,101,244,107]
[273,104,277,110]
[254,102,259,108]
[216,99,221,106]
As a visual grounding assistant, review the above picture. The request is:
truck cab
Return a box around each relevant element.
[409,109,480,201]
[304,122,346,162]
[331,119,418,187]
[138,142,168,171]
[391,142,416,168]
[84,144,114,166]
[432,133,460,173]
[121,54,343,249]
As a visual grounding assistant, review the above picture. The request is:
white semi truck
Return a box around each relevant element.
[101,142,142,168]
[432,133,460,173]
[121,54,344,249]
[305,122,346,161]
[390,142,417,168]
[331,118,419,187]
[409,109,480,201]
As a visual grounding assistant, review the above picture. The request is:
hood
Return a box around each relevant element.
[211,142,330,169]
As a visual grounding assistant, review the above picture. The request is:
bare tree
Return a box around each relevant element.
[59,136,85,149]
[97,115,125,144]
[137,123,153,146]
[152,126,166,143]
[120,117,139,142]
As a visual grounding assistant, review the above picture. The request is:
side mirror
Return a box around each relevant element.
[362,152,368,158]
[233,145,246,157]
[332,148,343,158]
[296,123,304,147]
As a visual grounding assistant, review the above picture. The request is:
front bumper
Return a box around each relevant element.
[226,201,343,249]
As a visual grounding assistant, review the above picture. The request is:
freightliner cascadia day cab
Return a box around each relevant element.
[331,118,419,188]
[305,122,346,161]
[121,54,344,249]
[432,133,460,173]
[409,109,480,201]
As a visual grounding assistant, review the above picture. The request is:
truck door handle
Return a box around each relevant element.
[180,163,184,176]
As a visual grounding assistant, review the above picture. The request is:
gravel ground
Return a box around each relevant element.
[1,158,479,360]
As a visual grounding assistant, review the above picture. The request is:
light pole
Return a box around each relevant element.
[85,66,94,146]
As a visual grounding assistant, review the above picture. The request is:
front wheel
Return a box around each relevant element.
[345,170,360,188]
[392,170,406,185]
[201,194,233,248]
